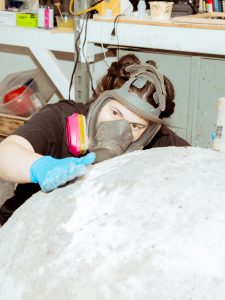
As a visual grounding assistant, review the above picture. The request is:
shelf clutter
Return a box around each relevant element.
[93,11,225,30]
[0,10,74,30]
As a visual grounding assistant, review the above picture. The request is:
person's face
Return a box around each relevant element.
[96,100,149,142]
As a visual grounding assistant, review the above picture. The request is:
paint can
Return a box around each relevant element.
[149,1,174,21]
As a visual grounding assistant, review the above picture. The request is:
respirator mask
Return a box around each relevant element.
[66,64,167,163]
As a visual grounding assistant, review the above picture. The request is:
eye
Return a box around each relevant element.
[111,107,122,119]
[112,109,118,116]
[130,123,145,131]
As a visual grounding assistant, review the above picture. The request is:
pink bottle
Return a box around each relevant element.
[44,5,54,29]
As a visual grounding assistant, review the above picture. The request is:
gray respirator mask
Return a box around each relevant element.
[87,64,167,163]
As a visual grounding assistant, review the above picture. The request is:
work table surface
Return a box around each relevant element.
[93,13,225,30]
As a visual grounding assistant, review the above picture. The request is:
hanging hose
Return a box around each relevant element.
[69,0,104,16]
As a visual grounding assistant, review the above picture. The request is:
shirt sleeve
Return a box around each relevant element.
[145,126,190,149]
[11,103,65,155]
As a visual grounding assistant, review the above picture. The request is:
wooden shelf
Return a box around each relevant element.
[93,12,225,31]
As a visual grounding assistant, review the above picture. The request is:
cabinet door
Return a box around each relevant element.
[119,50,192,142]
[195,58,225,148]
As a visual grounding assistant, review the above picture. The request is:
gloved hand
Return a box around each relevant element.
[30,152,96,192]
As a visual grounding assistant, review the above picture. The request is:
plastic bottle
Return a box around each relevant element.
[213,97,225,152]
[44,1,54,29]
[206,0,213,12]
[38,5,45,28]
[137,0,146,19]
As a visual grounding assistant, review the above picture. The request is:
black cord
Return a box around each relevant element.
[68,14,88,101]
[111,13,123,36]
[112,14,124,61]
[81,13,97,98]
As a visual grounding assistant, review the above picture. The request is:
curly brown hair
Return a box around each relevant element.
[91,54,175,119]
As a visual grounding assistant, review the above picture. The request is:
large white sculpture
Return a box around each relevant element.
[0,147,225,300]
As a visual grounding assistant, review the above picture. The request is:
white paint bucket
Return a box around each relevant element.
[149,1,174,21]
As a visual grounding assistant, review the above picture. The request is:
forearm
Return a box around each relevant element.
[0,139,42,183]
[0,135,96,192]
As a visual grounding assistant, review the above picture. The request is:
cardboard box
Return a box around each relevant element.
[0,10,16,26]
[16,13,38,27]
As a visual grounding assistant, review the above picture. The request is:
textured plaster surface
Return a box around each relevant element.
[0,147,225,300]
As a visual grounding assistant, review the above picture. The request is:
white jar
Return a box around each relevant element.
[150,1,174,21]
[213,97,225,152]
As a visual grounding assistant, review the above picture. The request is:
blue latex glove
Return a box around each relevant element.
[30,152,96,192]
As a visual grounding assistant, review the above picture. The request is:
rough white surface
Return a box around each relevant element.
[0,147,225,300]
[0,180,14,206]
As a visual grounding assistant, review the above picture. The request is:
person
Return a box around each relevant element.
[0,54,189,226]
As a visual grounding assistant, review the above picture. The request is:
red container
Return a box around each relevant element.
[3,85,34,117]
[0,69,56,117]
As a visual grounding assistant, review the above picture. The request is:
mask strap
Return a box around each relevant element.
[120,73,166,112]
[125,64,167,111]
[125,64,165,85]
[153,92,159,105]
